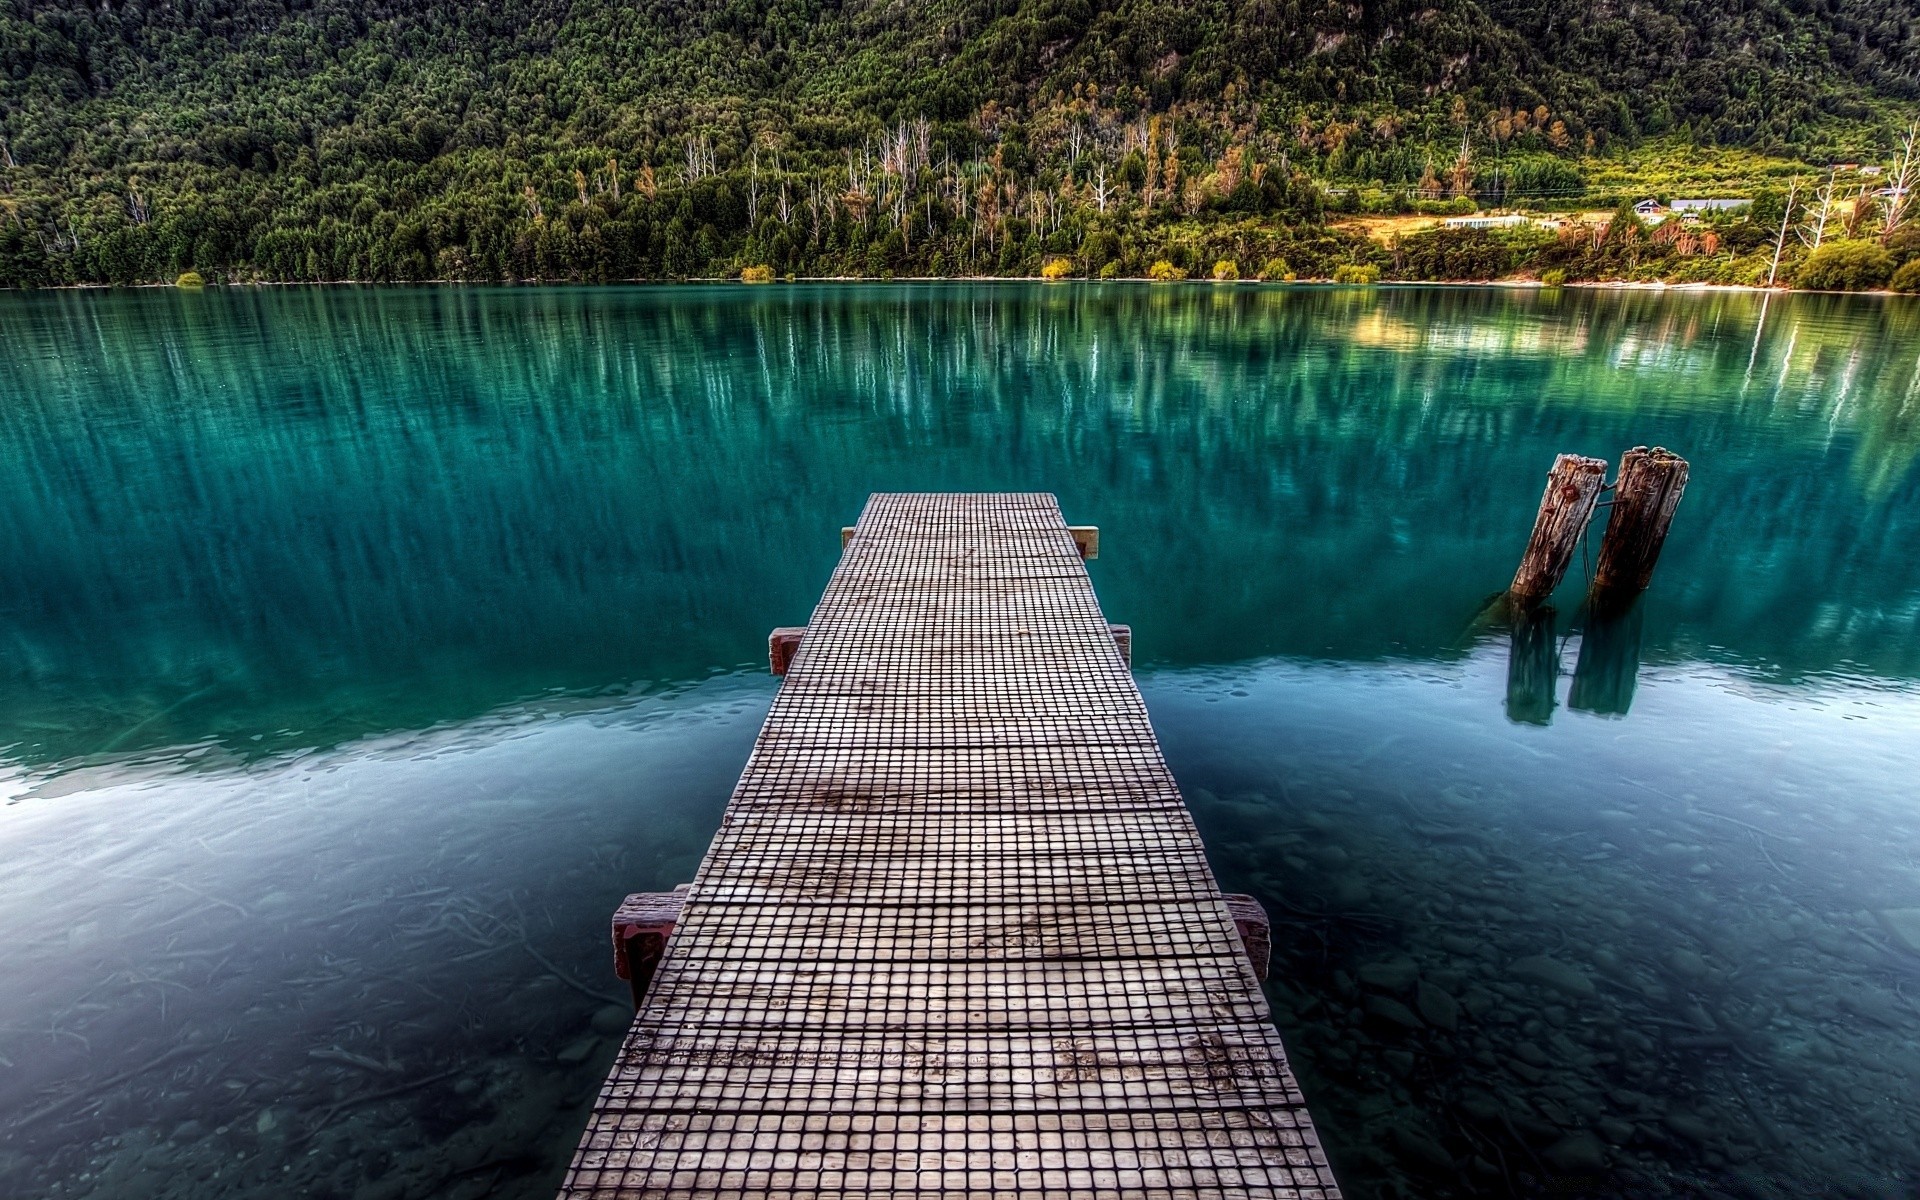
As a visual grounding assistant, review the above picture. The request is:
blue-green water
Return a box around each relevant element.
[2,283,1918,1199]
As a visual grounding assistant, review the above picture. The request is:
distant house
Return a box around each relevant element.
[1873,186,1910,201]
[1633,199,1667,218]
[1671,198,1753,223]
[1442,214,1529,230]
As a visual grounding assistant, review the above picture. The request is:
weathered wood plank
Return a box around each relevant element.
[561,493,1339,1200]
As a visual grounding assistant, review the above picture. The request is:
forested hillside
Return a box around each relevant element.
[1,0,1917,285]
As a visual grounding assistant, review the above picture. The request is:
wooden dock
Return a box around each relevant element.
[562,493,1338,1199]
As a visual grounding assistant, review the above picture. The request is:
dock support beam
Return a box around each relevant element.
[768,626,806,675]
[1509,454,1608,607]
[1225,894,1271,981]
[1591,446,1689,606]
[610,886,689,1009]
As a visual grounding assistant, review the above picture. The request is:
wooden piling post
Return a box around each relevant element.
[768,626,806,675]
[1509,454,1609,606]
[1068,525,1099,560]
[1591,446,1688,603]
[611,885,688,1009]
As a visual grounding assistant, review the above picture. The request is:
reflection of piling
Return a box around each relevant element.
[1569,603,1645,716]
[1505,606,1559,725]
[1592,446,1688,606]
[1509,454,1609,607]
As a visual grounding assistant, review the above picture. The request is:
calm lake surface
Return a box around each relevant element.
[2,283,1919,1200]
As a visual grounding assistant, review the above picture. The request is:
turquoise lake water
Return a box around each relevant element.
[1,282,1918,1199]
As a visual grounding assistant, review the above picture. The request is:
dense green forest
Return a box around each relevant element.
[2,0,1918,287]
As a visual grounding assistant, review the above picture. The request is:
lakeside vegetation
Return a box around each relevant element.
[2,0,1918,290]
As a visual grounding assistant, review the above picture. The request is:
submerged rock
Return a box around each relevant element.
[1387,1124,1453,1171]
[1877,908,1920,955]
[556,1035,600,1065]
[1416,981,1460,1031]
[1329,876,1373,907]
[1366,995,1425,1029]
[1597,1117,1636,1146]
[591,1005,633,1036]
[1511,955,1596,998]
[1543,1132,1606,1173]
[1663,1111,1715,1144]
[1358,958,1419,992]
[1666,948,1710,981]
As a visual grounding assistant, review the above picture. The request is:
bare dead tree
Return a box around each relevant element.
[748,150,760,226]
[1883,120,1918,243]
[684,135,715,183]
[1797,169,1835,250]
[1767,176,1799,287]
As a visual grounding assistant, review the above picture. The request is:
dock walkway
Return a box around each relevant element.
[562,493,1337,1199]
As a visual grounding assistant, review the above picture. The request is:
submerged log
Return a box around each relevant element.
[1509,454,1609,607]
[1592,446,1688,604]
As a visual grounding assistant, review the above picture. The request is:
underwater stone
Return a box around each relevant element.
[1836,988,1903,1028]
[1663,1112,1715,1143]
[556,1035,600,1065]
[1512,955,1596,997]
[1598,1117,1636,1145]
[1543,1132,1607,1174]
[1876,908,1920,955]
[1387,1125,1453,1170]
[591,1005,632,1035]
[1331,876,1373,906]
[1416,981,1460,1031]
[1366,995,1425,1029]
[1359,958,1420,992]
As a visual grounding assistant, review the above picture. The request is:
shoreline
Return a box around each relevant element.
[11,276,1907,297]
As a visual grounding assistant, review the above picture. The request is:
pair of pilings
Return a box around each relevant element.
[1509,446,1689,611]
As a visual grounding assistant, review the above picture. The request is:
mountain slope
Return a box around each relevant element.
[1,0,1915,285]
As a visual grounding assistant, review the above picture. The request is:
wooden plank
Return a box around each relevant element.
[561,493,1339,1200]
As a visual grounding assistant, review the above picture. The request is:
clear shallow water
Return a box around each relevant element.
[1,283,1918,1199]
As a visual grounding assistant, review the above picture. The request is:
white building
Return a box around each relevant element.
[1442,214,1530,230]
